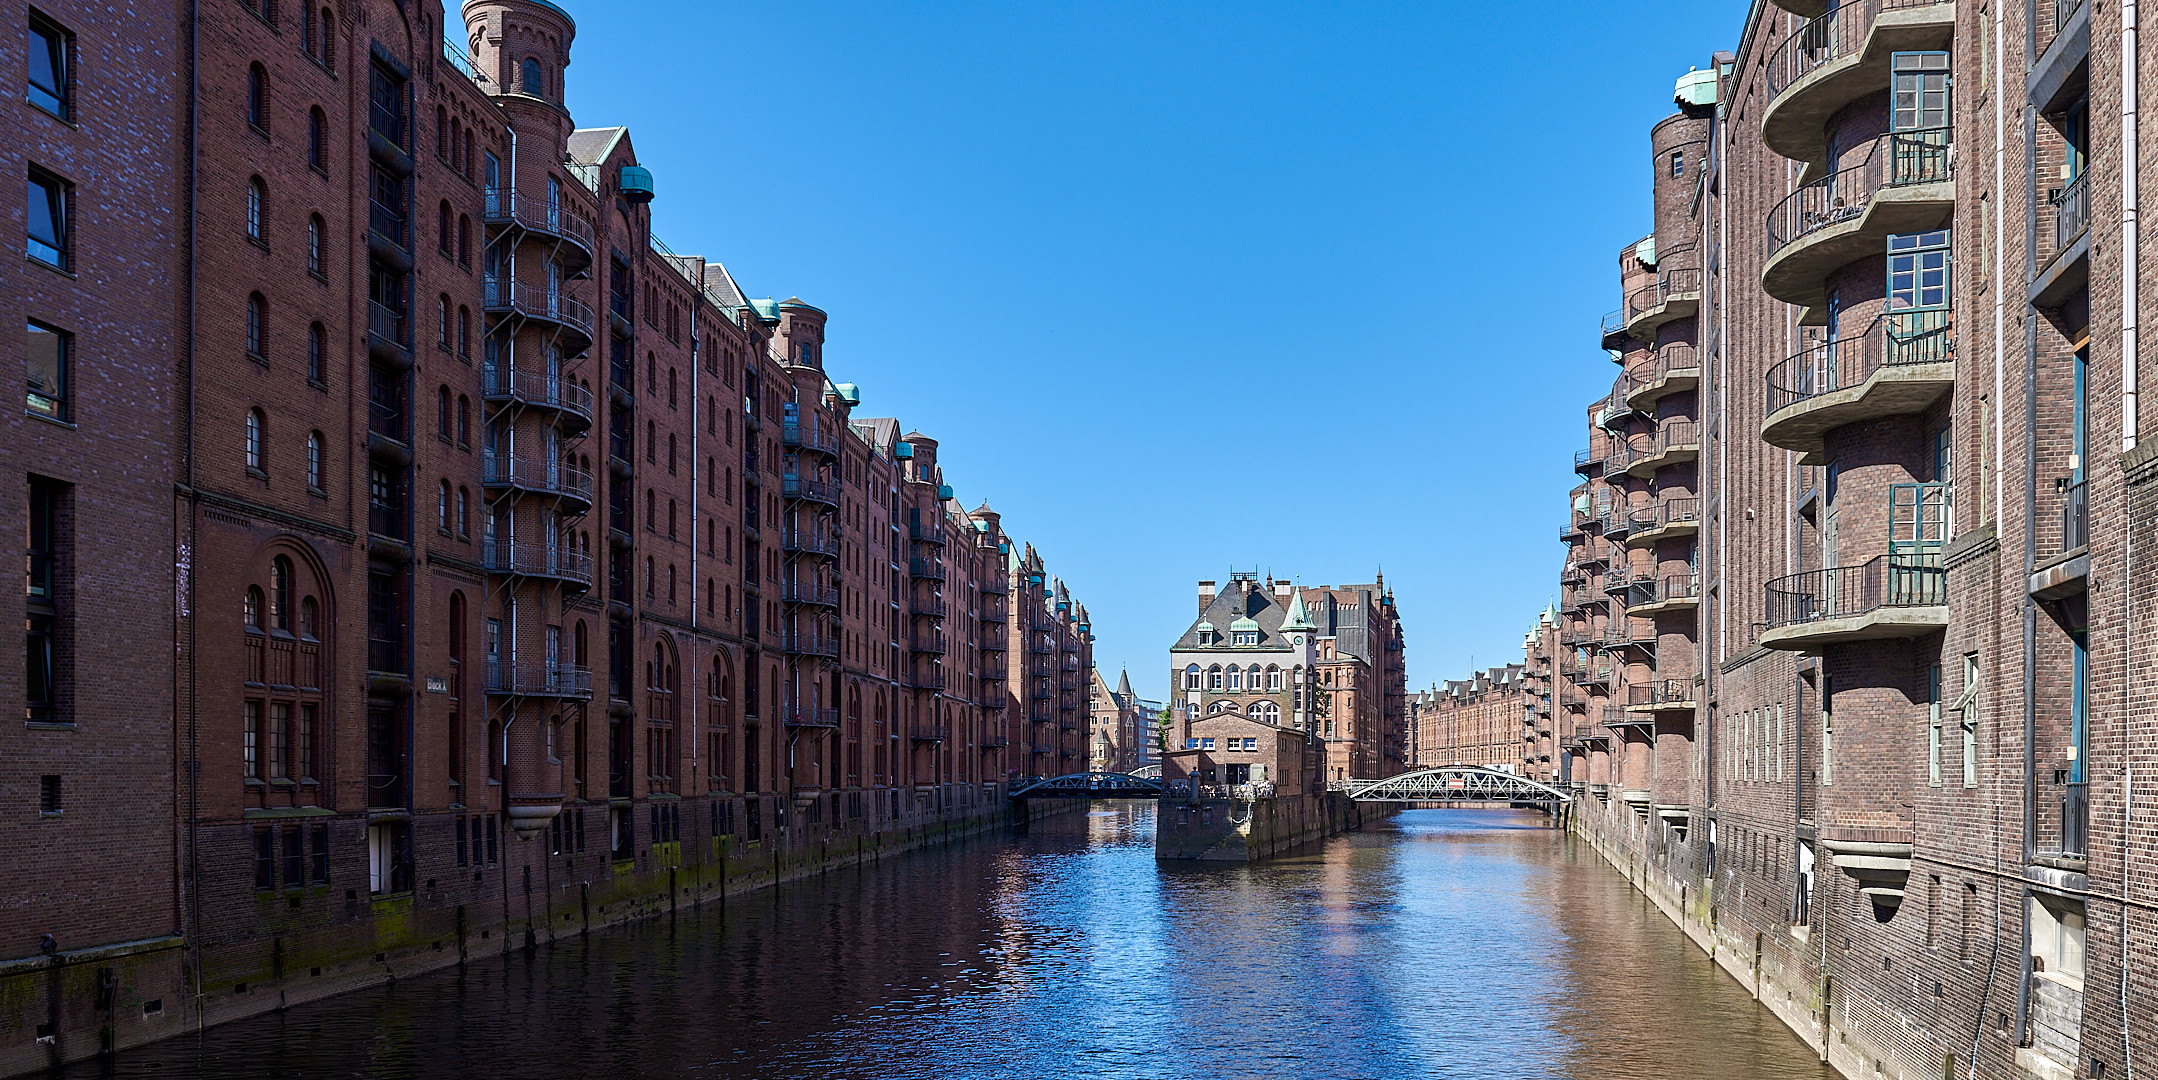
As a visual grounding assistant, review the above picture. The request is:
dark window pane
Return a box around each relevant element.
[28,19,68,118]
[26,321,66,420]
[27,173,65,267]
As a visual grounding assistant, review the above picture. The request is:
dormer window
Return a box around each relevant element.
[1232,631,1258,646]
[1198,630,1216,646]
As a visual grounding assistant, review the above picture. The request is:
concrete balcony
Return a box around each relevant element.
[1623,263,1701,340]
[1762,0,1956,176]
[1620,419,1701,478]
[1763,129,1953,312]
[1626,576,1700,617]
[482,539,593,592]
[1762,310,1954,463]
[1761,554,1947,650]
[1624,344,1702,410]
[1624,496,1700,549]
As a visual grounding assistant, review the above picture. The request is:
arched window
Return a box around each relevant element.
[244,586,263,629]
[308,107,327,170]
[244,408,265,471]
[1226,667,1241,691]
[306,323,325,384]
[437,385,452,438]
[269,556,292,630]
[1184,664,1201,690]
[318,7,334,69]
[457,306,471,357]
[438,201,453,254]
[306,214,324,276]
[1246,702,1265,719]
[458,215,470,265]
[456,487,470,536]
[437,294,451,347]
[299,596,318,639]
[246,293,266,360]
[667,564,677,604]
[521,57,544,97]
[247,63,267,130]
[1266,665,1282,691]
[1259,701,1280,723]
[456,395,470,444]
[1207,665,1222,690]
[1209,700,1230,715]
[246,177,265,239]
[437,480,451,531]
[306,431,323,489]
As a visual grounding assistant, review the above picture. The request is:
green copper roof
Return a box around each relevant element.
[1229,616,1260,632]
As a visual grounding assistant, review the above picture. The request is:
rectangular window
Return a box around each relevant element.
[310,822,330,882]
[1958,654,1979,788]
[254,827,275,890]
[297,703,316,780]
[27,320,69,420]
[281,824,304,888]
[27,13,71,120]
[243,700,260,778]
[456,814,469,866]
[269,702,290,779]
[1928,663,1944,786]
[1201,738,1215,750]
[1891,52,1951,131]
[1887,230,1952,311]
[27,167,69,269]
[38,774,60,814]
[1821,675,1835,786]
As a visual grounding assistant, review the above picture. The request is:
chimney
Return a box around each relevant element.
[1198,580,1216,613]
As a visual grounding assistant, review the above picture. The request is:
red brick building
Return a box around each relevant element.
[1553,4,2157,1079]
[1411,664,1529,773]
[0,1,1097,1072]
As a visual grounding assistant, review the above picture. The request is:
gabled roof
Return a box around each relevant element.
[566,127,627,166]
[1170,582,1297,651]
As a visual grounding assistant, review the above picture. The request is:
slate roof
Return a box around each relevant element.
[565,127,626,166]
[1169,582,1298,651]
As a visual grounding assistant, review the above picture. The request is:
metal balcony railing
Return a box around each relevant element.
[909,634,947,655]
[781,475,838,507]
[1768,0,1947,96]
[1626,678,1696,708]
[2061,479,2089,552]
[1767,128,1951,259]
[1627,344,1702,400]
[482,540,593,586]
[481,366,595,423]
[481,453,594,505]
[1600,309,1626,340]
[910,725,948,742]
[910,557,946,581]
[482,279,594,342]
[483,660,593,698]
[1764,554,1946,629]
[1765,310,1955,416]
[905,670,947,691]
[781,419,838,455]
[1625,265,1701,322]
[781,530,838,557]
[2051,170,2092,252]
[368,301,406,349]
[783,633,840,658]
[784,707,840,729]
[481,190,595,260]
[908,520,946,545]
[781,581,839,607]
[368,197,407,251]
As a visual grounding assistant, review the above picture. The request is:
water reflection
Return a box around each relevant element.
[68,807,1830,1080]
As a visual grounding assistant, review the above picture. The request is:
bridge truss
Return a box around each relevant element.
[1009,772,1164,799]
[1335,766,1573,805]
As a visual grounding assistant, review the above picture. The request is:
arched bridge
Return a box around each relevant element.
[1128,764,1162,780]
[1334,766,1573,805]
[1010,772,1164,799]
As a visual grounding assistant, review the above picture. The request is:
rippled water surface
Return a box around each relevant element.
[67,807,1833,1080]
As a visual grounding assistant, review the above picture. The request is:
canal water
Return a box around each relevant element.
[65,807,1832,1080]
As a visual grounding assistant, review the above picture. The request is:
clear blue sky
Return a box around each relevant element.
[558,0,1746,701]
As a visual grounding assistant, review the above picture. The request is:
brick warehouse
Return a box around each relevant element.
[0,0,1103,1073]
[1545,2,2158,1079]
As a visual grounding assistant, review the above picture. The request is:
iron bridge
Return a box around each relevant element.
[1334,766,1573,804]
[1009,771,1164,799]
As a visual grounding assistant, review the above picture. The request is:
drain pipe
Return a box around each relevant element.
[2126,0,2142,452]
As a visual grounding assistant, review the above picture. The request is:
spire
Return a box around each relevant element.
[1116,668,1133,698]
[1280,588,1315,633]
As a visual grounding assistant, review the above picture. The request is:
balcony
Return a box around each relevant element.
[1627,678,1698,714]
[1625,344,1702,409]
[482,539,593,591]
[366,301,408,362]
[781,474,839,508]
[1761,554,1948,649]
[2035,169,2094,307]
[1599,308,1630,351]
[1620,419,1700,478]
[1626,575,1700,617]
[781,530,838,558]
[909,633,947,655]
[1600,621,1655,653]
[905,670,947,692]
[1763,128,1953,310]
[978,689,1008,709]
[1601,706,1654,733]
[1623,263,1702,340]
[980,577,1009,595]
[1762,310,1954,462]
[483,279,595,354]
[2037,780,2090,863]
[1573,447,1604,477]
[1625,496,1701,548]
[909,596,948,618]
[780,581,840,608]
[783,633,840,658]
[781,418,839,456]
[483,660,594,699]
[1762,0,1956,174]
[908,520,946,545]
[784,707,840,729]
[481,454,594,511]
[980,733,1010,747]
[909,557,946,581]
[1603,564,1639,596]
[481,190,595,275]
[2030,479,2090,600]
[910,725,948,743]
[481,366,595,432]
